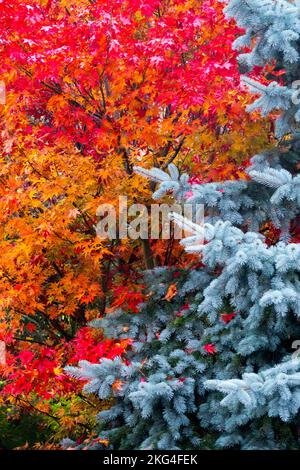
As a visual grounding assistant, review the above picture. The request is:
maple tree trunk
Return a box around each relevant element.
[141,239,154,270]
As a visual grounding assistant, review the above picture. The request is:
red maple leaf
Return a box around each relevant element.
[220,312,236,323]
[203,343,216,354]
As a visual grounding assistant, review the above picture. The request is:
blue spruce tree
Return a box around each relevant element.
[65,0,300,450]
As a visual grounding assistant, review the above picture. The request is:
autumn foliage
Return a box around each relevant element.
[0,0,272,447]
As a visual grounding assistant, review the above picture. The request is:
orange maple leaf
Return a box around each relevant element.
[112,379,124,392]
[163,283,177,301]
